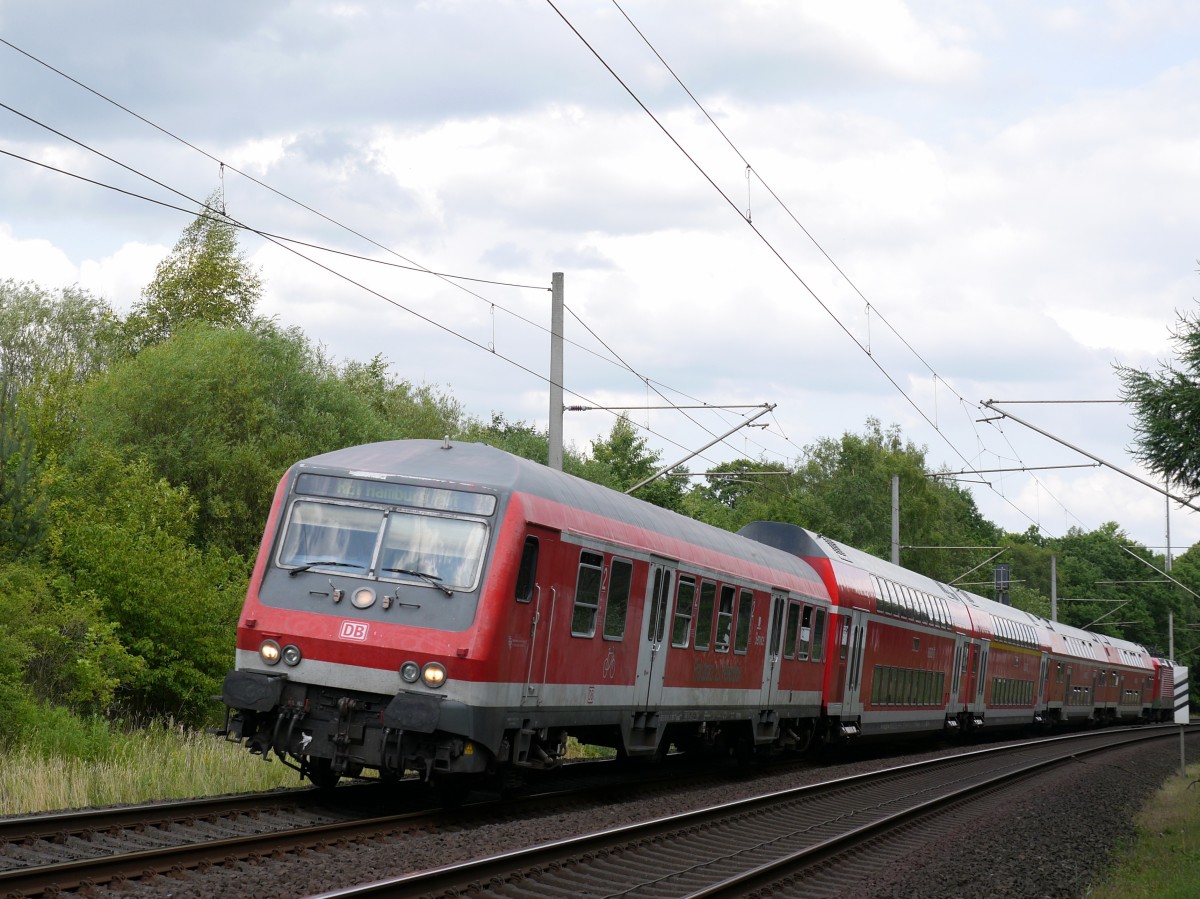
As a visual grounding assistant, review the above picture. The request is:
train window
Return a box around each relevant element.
[515,537,539,603]
[714,586,735,653]
[280,500,492,590]
[603,558,633,640]
[796,605,813,661]
[880,580,895,615]
[811,607,826,662]
[377,511,488,590]
[279,501,379,575]
[870,666,882,704]
[672,576,696,648]
[571,551,604,638]
[734,590,754,655]
[783,602,801,659]
[647,568,672,644]
[694,581,717,651]
[1056,662,1064,684]
[770,596,786,657]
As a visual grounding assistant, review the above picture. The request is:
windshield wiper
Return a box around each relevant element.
[287,561,362,577]
[383,567,454,596]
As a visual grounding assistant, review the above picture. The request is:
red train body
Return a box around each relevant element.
[220,440,1186,788]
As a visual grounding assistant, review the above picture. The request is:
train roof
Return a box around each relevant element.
[737,520,1157,665]
[295,439,830,596]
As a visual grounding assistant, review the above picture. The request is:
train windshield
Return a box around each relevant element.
[277,500,489,591]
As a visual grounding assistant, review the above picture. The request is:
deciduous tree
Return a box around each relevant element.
[125,193,263,349]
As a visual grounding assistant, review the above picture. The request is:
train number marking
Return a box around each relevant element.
[339,620,370,641]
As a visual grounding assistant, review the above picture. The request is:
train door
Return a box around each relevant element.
[759,592,788,707]
[972,640,990,720]
[519,531,555,707]
[961,640,988,724]
[635,560,675,709]
[1036,654,1049,712]
[947,637,966,719]
[839,609,868,721]
[1063,664,1074,720]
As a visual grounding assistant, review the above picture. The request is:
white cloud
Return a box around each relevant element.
[0,224,76,286]
[4,0,1200,556]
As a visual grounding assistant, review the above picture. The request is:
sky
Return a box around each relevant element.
[2,0,1200,563]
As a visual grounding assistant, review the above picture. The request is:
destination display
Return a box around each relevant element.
[295,473,496,516]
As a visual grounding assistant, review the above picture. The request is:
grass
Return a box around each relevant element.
[1088,759,1200,898]
[0,723,621,818]
[0,719,300,817]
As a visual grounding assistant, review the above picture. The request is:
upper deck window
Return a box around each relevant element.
[296,473,496,516]
[278,499,488,591]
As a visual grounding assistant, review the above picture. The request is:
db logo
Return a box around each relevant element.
[339,620,369,641]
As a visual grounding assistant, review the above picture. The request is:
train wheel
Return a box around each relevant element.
[307,757,340,790]
[434,775,477,808]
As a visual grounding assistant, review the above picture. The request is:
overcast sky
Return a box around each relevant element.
[3,1,1200,560]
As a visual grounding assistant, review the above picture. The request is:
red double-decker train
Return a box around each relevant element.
[220,439,1187,789]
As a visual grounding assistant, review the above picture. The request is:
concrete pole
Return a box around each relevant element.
[549,272,564,471]
[1050,555,1057,622]
[1165,478,1173,572]
[890,475,900,565]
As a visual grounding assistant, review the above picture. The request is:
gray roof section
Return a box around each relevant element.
[296,440,824,586]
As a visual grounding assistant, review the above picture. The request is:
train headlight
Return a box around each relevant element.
[351,587,376,609]
[282,644,303,667]
[259,640,282,666]
[421,662,447,689]
[400,661,421,683]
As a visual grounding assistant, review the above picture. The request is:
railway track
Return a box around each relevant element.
[0,780,429,897]
[305,724,1198,898]
[0,753,746,897]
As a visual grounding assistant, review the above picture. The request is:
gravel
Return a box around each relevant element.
[80,732,1197,899]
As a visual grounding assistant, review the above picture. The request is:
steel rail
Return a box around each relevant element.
[687,729,1185,896]
[306,725,1196,898]
[0,782,386,844]
[0,753,730,896]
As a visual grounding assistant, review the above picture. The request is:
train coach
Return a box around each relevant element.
[221,439,837,788]
[220,439,1184,790]
[739,521,1163,734]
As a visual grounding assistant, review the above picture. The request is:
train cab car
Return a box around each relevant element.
[221,440,836,788]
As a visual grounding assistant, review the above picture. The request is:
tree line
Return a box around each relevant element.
[1,200,1196,740]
